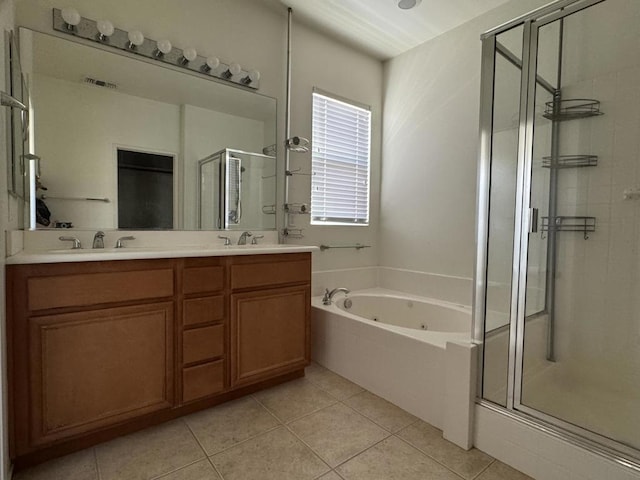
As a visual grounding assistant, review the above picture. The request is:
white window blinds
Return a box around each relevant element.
[311,91,371,225]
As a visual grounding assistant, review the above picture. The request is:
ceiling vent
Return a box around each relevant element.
[83,77,117,89]
[397,0,422,9]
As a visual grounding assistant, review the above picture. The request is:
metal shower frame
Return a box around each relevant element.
[473,0,640,471]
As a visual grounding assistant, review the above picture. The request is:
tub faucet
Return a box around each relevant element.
[92,231,105,249]
[238,231,252,245]
[322,287,350,305]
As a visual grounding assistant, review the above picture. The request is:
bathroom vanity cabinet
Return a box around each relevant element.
[7,252,311,467]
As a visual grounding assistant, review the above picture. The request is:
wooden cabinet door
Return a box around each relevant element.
[27,302,174,447]
[230,286,309,387]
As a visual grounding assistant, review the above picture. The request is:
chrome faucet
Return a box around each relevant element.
[59,236,82,249]
[238,231,253,245]
[115,236,135,248]
[92,231,105,249]
[322,287,350,305]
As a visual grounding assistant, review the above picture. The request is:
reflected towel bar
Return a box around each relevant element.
[320,244,371,251]
[41,195,110,203]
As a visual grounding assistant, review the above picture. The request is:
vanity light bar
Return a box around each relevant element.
[52,8,261,90]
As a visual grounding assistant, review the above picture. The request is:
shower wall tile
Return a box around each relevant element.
[311,267,378,297]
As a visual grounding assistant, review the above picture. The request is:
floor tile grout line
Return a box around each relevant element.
[205,423,283,458]
[304,367,366,402]
[471,458,496,480]
[93,447,102,480]
[149,458,210,480]
[199,402,333,478]
[308,365,428,442]
[282,419,344,474]
[251,390,339,425]
[254,396,334,474]
[205,456,226,480]
[393,433,470,480]
[179,416,211,459]
[182,396,282,458]
[252,382,403,478]
[329,433,393,472]
[338,396,417,435]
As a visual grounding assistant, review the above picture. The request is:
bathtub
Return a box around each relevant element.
[311,288,472,430]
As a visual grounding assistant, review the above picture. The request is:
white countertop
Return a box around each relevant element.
[6,244,318,265]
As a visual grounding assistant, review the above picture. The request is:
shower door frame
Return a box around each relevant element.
[474,0,640,470]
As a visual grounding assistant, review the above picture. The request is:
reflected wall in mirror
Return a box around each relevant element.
[20,28,277,231]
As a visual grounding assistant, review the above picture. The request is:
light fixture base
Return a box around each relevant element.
[51,8,260,90]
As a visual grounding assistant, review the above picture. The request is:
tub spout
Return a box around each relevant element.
[322,287,350,305]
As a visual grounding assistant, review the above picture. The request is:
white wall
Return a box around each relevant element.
[380,0,549,304]
[284,22,383,277]
[31,74,180,229]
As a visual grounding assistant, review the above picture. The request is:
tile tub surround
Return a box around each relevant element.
[312,289,476,449]
[311,266,473,306]
[14,363,530,480]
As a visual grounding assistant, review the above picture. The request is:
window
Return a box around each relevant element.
[311,90,371,225]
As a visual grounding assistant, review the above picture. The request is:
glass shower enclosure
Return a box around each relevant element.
[475,0,640,467]
[197,148,276,230]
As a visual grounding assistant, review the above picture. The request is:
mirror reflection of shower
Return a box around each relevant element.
[198,148,276,231]
[227,156,245,224]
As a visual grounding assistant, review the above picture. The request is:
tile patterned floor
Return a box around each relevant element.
[14,363,533,480]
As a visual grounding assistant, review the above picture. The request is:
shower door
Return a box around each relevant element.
[477,0,640,465]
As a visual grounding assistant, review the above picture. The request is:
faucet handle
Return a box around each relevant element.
[251,235,264,245]
[115,236,135,248]
[218,235,231,246]
[59,236,82,249]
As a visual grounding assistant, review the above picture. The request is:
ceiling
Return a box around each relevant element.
[279,0,513,60]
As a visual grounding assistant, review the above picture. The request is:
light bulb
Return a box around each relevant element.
[180,47,197,65]
[222,62,242,79]
[241,69,260,85]
[127,30,145,49]
[156,39,172,56]
[61,7,81,30]
[96,19,114,41]
[203,56,220,72]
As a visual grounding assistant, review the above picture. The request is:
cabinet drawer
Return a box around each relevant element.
[27,269,174,311]
[182,360,225,403]
[183,266,224,294]
[183,296,224,326]
[183,325,224,365]
[230,258,310,290]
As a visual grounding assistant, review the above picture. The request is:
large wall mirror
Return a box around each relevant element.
[19,28,277,231]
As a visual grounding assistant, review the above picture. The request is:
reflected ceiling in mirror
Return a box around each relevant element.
[21,28,277,231]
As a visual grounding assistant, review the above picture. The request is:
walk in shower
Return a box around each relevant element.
[475,0,640,468]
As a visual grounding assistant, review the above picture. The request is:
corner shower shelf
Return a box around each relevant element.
[541,216,596,240]
[541,155,598,169]
[542,99,603,121]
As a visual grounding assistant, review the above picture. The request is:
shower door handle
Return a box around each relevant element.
[528,207,539,233]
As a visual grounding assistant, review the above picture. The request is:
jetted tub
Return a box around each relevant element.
[311,288,472,429]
